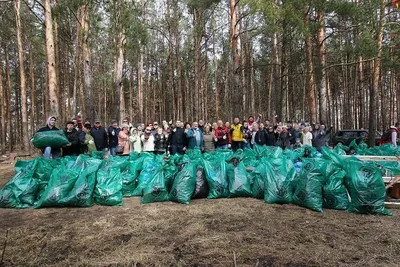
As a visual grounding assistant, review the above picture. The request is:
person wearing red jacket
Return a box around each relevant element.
[214,120,231,149]
[380,122,400,147]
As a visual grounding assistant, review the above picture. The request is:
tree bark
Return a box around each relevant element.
[230,0,241,119]
[29,45,36,136]
[304,9,317,123]
[44,0,60,120]
[0,48,5,154]
[15,0,29,150]
[316,8,328,123]
[369,0,385,147]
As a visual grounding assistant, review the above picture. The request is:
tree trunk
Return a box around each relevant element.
[369,0,385,147]
[316,8,328,123]
[114,31,125,121]
[44,0,60,119]
[230,0,241,119]
[0,48,5,154]
[15,0,29,150]
[29,45,36,136]
[304,10,317,123]
[82,4,92,120]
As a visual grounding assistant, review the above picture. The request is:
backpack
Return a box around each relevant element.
[381,128,392,142]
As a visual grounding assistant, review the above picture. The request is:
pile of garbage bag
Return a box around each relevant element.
[0,144,397,216]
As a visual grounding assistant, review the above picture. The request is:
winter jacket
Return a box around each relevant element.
[186,128,204,149]
[203,132,215,152]
[275,132,290,149]
[118,131,130,155]
[265,131,276,146]
[154,133,168,153]
[230,123,244,142]
[129,135,142,153]
[242,127,252,144]
[214,127,231,147]
[312,127,332,150]
[63,129,81,156]
[168,127,188,147]
[291,129,302,144]
[79,132,96,155]
[141,133,155,152]
[255,130,267,146]
[108,126,121,148]
[380,127,398,146]
[302,132,313,146]
[90,126,108,150]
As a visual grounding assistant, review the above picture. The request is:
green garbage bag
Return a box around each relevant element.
[344,159,392,215]
[59,158,101,207]
[34,157,60,198]
[169,162,197,204]
[32,130,70,149]
[121,158,143,197]
[109,155,130,171]
[0,163,39,209]
[322,164,349,210]
[203,159,229,199]
[264,157,295,204]
[94,166,123,206]
[227,162,252,197]
[292,158,326,212]
[131,159,161,196]
[91,150,105,159]
[35,167,80,208]
[141,165,170,204]
[250,162,269,199]
[14,159,37,174]
[242,148,259,168]
[214,149,233,161]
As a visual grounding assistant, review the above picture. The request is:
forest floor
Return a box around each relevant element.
[0,161,400,267]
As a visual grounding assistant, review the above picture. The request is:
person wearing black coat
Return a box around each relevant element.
[255,124,267,146]
[36,116,61,159]
[265,126,276,146]
[63,121,81,156]
[168,121,188,155]
[90,119,108,151]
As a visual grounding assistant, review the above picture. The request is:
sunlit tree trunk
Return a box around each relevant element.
[44,0,60,119]
[304,9,317,122]
[230,0,241,119]
[369,0,385,146]
[316,7,328,123]
[0,49,5,154]
[29,45,36,136]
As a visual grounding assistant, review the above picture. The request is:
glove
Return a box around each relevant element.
[223,135,227,140]
[244,140,247,144]
[228,144,231,149]
[214,138,218,142]
[129,136,135,143]
[88,140,94,145]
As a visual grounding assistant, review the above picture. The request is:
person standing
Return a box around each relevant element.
[90,119,108,151]
[80,124,96,155]
[302,126,313,146]
[380,122,400,147]
[35,116,61,159]
[230,118,244,151]
[242,121,252,149]
[168,121,188,155]
[186,122,204,150]
[63,121,80,156]
[214,120,231,150]
[141,126,155,152]
[255,123,267,146]
[154,127,168,155]
[117,125,130,155]
[129,128,142,153]
[108,120,121,156]
[203,125,215,152]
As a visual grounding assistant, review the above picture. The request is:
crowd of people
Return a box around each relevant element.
[36,114,336,160]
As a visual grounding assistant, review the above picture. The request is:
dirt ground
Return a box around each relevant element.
[0,162,400,267]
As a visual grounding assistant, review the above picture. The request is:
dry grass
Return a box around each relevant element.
[0,163,400,267]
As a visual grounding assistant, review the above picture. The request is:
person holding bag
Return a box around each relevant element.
[117,125,130,155]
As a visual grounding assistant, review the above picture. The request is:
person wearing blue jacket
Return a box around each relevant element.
[186,122,204,150]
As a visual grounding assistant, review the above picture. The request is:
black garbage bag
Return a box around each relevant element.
[192,167,209,199]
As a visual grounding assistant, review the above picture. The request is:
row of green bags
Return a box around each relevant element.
[0,146,394,216]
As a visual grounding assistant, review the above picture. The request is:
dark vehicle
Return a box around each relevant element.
[332,129,381,147]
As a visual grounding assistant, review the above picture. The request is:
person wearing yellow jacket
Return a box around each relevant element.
[230,117,244,152]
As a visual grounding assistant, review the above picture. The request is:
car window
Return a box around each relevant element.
[360,132,368,138]
[343,132,355,138]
